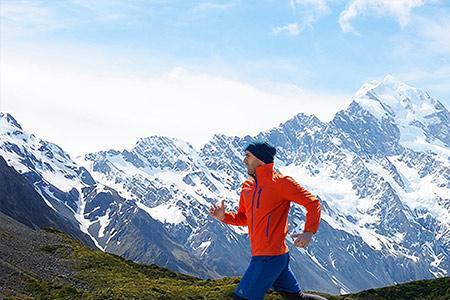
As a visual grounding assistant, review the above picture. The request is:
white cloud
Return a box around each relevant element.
[0,0,171,37]
[189,1,236,14]
[396,66,450,82]
[389,9,450,60]
[289,0,330,14]
[415,14,450,55]
[0,50,347,156]
[0,1,69,35]
[339,0,426,35]
[273,23,301,36]
[274,0,330,36]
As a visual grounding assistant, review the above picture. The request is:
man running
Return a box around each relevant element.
[209,141,328,300]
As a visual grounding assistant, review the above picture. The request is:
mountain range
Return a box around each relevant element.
[0,75,449,295]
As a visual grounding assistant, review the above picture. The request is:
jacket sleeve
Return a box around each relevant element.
[282,176,321,234]
[222,188,247,227]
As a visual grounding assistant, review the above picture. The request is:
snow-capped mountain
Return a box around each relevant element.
[0,112,212,278]
[0,75,448,294]
[0,113,96,237]
[77,135,253,277]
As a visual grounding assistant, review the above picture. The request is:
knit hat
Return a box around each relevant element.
[244,141,276,164]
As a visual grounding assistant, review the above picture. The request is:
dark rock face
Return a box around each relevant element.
[0,156,94,247]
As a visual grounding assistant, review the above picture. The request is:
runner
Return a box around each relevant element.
[209,141,328,300]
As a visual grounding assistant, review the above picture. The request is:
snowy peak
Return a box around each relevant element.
[131,135,199,172]
[279,112,324,131]
[82,135,198,180]
[347,75,450,150]
[352,75,445,122]
[382,74,410,88]
[0,112,23,132]
[0,113,95,193]
[133,135,196,157]
[353,74,412,100]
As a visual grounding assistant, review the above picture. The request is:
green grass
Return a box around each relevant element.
[13,229,449,299]
[335,277,450,300]
[27,230,243,299]
[25,279,83,300]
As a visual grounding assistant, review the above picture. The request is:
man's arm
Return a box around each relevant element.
[208,187,247,226]
[221,192,247,226]
[282,176,321,234]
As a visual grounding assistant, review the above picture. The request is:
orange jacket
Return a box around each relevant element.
[222,163,321,256]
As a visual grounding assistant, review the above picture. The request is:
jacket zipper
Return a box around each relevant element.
[266,213,271,238]
[251,176,258,233]
[256,188,262,208]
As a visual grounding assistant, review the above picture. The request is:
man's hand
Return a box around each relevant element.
[208,199,226,221]
[291,231,314,248]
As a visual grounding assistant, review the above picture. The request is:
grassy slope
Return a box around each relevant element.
[4,229,449,300]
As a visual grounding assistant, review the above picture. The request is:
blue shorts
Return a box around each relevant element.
[234,252,301,300]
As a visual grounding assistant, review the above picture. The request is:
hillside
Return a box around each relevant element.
[1,211,448,299]
[0,212,239,299]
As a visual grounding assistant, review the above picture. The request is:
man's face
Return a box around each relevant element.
[243,151,264,176]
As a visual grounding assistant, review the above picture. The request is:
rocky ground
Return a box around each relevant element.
[0,212,84,297]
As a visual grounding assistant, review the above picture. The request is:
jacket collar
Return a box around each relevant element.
[254,163,274,180]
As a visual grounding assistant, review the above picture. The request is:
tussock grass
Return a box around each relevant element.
[17,229,449,300]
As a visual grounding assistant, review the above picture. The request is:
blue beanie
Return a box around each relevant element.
[245,141,276,164]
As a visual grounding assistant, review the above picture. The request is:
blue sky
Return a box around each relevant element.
[1,0,449,155]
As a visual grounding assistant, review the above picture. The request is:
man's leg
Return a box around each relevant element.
[272,253,301,294]
[234,254,289,300]
[272,254,329,300]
